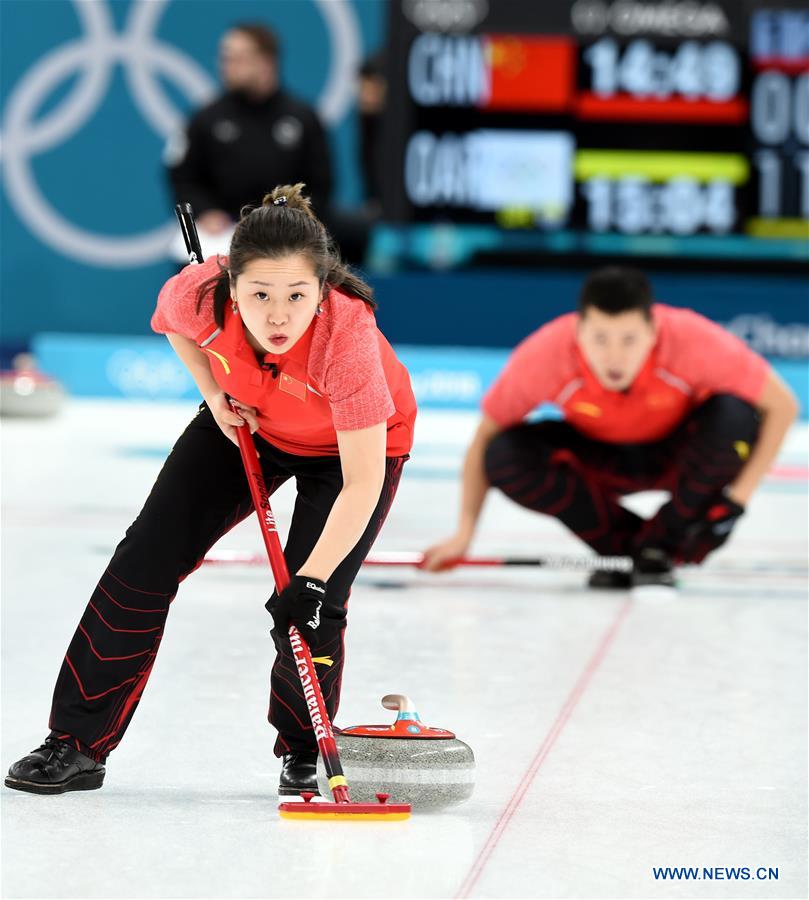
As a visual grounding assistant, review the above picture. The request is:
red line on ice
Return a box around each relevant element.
[456,598,632,899]
[769,465,809,482]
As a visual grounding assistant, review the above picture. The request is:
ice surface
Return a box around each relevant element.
[2,401,806,899]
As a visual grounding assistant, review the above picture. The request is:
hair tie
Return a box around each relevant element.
[273,196,288,207]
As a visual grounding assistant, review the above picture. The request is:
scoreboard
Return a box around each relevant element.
[381,0,809,263]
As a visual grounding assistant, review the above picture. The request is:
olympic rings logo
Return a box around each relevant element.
[1,0,360,268]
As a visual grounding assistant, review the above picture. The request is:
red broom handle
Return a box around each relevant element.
[362,551,632,571]
[231,420,290,589]
[202,550,633,571]
[173,200,350,804]
[230,413,350,805]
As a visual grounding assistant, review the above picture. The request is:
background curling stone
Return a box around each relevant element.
[317,694,474,809]
[0,354,65,418]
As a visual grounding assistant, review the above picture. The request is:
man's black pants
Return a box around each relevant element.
[484,395,759,560]
[48,406,405,762]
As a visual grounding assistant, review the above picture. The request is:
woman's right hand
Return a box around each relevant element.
[421,532,472,572]
[207,392,259,446]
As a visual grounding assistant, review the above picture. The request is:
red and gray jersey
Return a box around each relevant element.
[152,256,416,457]
[483,305,769,444]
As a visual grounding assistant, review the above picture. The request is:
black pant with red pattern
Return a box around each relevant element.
[484,395,759,562]
[48,405,406,763]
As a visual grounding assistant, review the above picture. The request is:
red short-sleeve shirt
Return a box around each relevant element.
[152,257,416,456]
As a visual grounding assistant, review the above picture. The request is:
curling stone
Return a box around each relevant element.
[0,354,65,418]
[317,694,474,809]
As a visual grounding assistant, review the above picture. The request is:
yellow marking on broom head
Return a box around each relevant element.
[278,797,412,821]
[279,809,411,821]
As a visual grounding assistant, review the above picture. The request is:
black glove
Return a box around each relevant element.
[267,575,327,634]
[679,494,745,563]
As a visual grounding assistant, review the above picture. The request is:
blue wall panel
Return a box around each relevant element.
[31,333,809,418]
[1,0,385,343]
[372,270,809,355]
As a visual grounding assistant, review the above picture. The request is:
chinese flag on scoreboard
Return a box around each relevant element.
[481,36,575,112]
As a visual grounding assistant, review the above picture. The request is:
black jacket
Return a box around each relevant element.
[167,89,332,219]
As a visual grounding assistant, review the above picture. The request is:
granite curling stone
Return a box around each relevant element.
[316,694,474,808]
[0,355,65,418]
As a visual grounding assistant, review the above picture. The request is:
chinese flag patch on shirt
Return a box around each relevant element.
[279,372,307,401]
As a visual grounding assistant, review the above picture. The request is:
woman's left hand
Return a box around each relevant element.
[228,398,260,434]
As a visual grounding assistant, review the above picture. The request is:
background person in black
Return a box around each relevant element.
[322,50,389,266]
[166,23,332,231]
[357,51,386,214]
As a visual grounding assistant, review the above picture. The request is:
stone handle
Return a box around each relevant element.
[381,694,417,713]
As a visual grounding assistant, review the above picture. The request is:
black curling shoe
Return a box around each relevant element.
[5,737,105,795]
[587,569,632,590]
[632,547,677,588]
[278,750,320,797]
